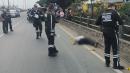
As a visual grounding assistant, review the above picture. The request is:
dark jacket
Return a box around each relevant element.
[31,9,43,25]
[6,14,11,23]
[1,13,7,22]
[96,9,123,34]
[45,13,57,33]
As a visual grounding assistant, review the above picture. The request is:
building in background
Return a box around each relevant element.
[124,0,130,2]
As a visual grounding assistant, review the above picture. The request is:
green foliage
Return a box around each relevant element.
[118,3,130,18]
[73,0,81,3]
[37,0,74,9]
[36,0,47,6]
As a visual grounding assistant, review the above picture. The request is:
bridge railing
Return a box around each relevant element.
[69,16,130,41]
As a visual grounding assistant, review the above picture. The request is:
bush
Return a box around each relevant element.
[118,3,130,19]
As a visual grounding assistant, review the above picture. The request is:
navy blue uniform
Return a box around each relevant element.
[31,9,43,39]
[6,13,13,31]
[96,9,124,69]
[45,13,58,57]
[1,12,8,34]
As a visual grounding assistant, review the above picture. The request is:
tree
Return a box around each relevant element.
[118,3,130,20]
[36,0,48,6]
[37,0,74,9]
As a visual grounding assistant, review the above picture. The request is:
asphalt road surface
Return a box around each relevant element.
[0,12,124,73]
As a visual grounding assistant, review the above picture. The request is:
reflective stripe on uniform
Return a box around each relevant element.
[51,15,52,31]
[104,53,110,57]
[51,29,55,32]
[113,55,119,58]
[49,45,54,48]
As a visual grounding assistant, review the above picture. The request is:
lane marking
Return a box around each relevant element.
[58,24,123,73]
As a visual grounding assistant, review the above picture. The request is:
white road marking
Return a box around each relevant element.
[58,25,124,73]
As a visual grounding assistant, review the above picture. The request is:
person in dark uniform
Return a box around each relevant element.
[67,8,72,20]
[31,4,43,39]
[7,9,13,31]
[44,4,58,57]
[96,3,124,69]
[1,11,8,34]
[27,9,33,23]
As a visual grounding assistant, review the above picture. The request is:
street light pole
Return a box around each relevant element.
[91,0,93,18]
[1,0,5,6]
[8,0,9,9]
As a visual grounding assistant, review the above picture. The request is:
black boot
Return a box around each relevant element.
[105,60,110,67]
[39,32,42,37]
[36,32,39,39]
[105,56,110,67]
[113,58,125,70]
[10,27,13,31]
[10,29,13,32]
[48,47,57,57]
[54,46,58,53]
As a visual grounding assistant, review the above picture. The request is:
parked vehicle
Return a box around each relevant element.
[9,9,20,17]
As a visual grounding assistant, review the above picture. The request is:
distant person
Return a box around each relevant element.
[31,4,43,39]
[7,9,13,31]
[27,9,33,23]
[67,8,72,20]
[96,3,124,69]
[44,4,58,57]
[1,11,8,34]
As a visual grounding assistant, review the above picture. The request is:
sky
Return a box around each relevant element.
[0,0,38,9]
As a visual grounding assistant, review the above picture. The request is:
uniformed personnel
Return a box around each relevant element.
[1,11,8,34]
[31,4,43,39]
[7,9,13,31]
[96,3,124,69]
[44,4,58,57]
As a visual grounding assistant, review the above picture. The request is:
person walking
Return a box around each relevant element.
[7,9,13,31]
[1,11,8,34]
[31,4,43,39]
[44,4,58,57]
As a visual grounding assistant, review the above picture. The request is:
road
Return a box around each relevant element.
[0,12,124,73]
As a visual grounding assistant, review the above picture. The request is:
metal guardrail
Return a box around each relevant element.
[70,16,130,41]
[124,25,130,28]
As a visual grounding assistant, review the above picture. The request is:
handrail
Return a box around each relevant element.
[71,16,130,38]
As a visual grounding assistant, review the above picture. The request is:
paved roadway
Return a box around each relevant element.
[0,12,124,73]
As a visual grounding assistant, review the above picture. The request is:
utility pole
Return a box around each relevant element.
[25,0,27,9]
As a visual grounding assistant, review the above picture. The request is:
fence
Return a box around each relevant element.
[70,16,130,41]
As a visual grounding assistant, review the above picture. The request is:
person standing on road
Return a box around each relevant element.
[44,4,58,57]
[7,9,13,31]
[31,4,43,39]
[96,3,124,69]
[1,11,8,34]
[67,8,72,20]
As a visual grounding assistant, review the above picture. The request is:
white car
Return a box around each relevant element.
[9,10,20,17]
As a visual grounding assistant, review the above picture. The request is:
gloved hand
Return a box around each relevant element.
[34,14,39,18]
[50,32,54,36]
